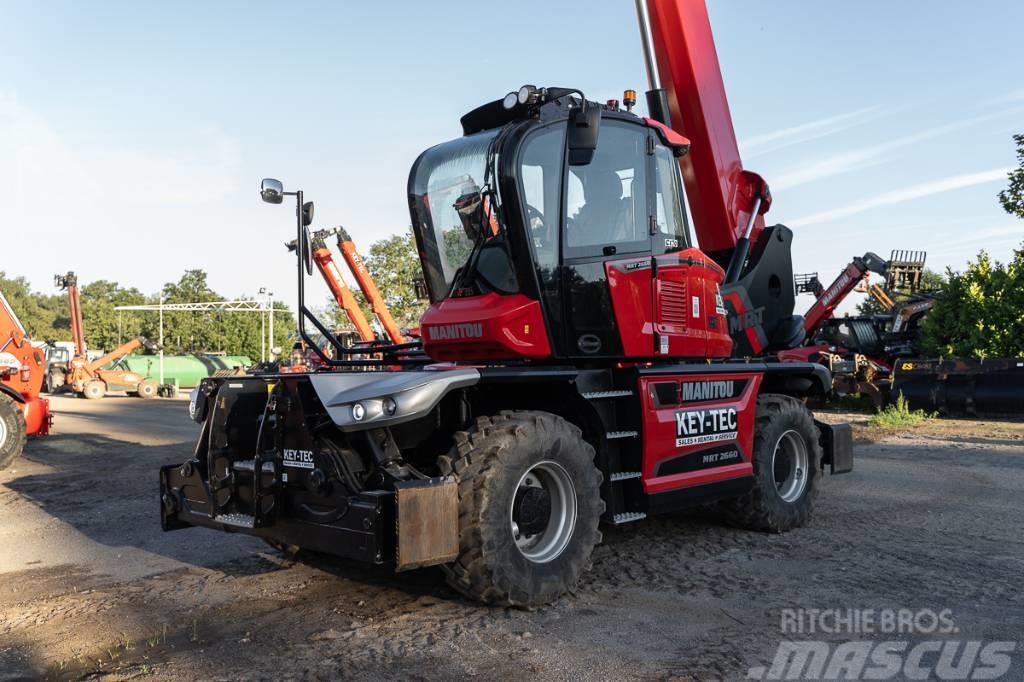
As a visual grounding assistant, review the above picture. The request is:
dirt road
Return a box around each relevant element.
[1,397,1022,680]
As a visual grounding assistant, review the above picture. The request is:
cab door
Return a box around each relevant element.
[562,120,654,359]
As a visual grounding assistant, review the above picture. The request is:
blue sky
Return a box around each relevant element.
[2,1,1022,317]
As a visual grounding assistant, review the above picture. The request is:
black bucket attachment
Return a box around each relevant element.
[892,358,1024,417]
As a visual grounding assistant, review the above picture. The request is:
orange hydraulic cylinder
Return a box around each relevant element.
[336,237,406,344]
[313,247,375,343]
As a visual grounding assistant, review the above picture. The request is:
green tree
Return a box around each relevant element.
[0,272,65,341]
[998,133,1024,219]
[919,244,1024,358]
[79,280,147,351]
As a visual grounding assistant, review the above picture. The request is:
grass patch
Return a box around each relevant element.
[869,394,933,429]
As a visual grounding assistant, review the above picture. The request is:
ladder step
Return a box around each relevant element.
[233,459,275,473]
[582,390,634,400]
[606,430,639,440]
[216,513,255,528]
[612,512,647,525]
[610,471,641,481]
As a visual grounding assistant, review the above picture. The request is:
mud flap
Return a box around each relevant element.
[394,478,459,571]
[816,420,853,474]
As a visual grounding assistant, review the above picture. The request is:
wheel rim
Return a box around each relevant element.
[772,429,809,503]
[509,461,577,563]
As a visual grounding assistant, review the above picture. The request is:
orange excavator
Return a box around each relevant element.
[55,272,160,399]
[286,227,406,345]
[0,289,51,469]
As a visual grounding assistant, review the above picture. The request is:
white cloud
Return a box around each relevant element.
[740,106,883,158]
[773,108,1022,191]
[788,167,1013,226]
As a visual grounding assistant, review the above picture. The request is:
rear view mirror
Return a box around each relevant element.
[301,225,314,275]
[453,183,484,241]
[568,103,601,166]
[261,178,284,204]
[302,201,315,227]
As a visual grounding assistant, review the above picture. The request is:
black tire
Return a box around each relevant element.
[720,394,821,533]
[438,410,604,607]
[45,369,65,394]
[0,395,27,471]
[82,380,105,400]
[137,379,158,399]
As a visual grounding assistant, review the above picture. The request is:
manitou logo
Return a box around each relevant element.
[427,323,483,341]
[681,380,737,402]
[674,407,738,447]
[819,273,851,307]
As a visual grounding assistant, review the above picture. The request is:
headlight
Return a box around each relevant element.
[188,387,202,422]
[383,397,397,416]
[352,402,366,421]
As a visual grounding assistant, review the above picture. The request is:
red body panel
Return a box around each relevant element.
[0,290,50,437]
[421,293,551,362]
[639,371,762,494]
[606,249,732,360]
[605,257,655,357]
[645,0,766,255]
[653,248,732,359]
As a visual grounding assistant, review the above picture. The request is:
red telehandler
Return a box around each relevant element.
[55,272,160,399]
[161,0,853,606]
[0,290,51,469]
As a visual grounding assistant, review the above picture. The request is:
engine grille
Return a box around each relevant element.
[659,280,688,327]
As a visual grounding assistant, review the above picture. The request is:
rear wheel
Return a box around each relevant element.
[0,395,26,471]
[82,380,106,400]
[137,379,158,399]
[438,411,604,607]
[721,394,822,532]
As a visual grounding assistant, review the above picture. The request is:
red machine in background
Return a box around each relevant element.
[0,290,51,470]
[55,272,160,399]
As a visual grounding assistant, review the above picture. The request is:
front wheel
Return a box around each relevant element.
[0,396,27,471]
[720,394,822,532]
[438,411,604,607]
[82,380,106,400]
[137,379,158,399]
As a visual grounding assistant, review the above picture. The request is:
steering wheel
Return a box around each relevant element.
[526,204,545,230]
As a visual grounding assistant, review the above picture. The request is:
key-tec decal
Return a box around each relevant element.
[674,407,738,447]
[282,448,315,469]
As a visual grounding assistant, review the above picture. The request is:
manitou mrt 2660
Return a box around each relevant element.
[161,0,853,606]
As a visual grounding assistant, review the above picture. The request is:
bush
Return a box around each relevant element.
[869,394,932,429]
[919,243,1024,358]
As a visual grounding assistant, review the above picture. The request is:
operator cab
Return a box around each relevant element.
[410,86,732,363]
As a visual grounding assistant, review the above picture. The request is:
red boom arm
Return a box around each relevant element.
[642,0,768,261]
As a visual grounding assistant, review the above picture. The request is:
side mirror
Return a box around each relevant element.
[413,274,429,301]
[568,103,601,166]
[453,184,484,241]
[301,225,314,275]
[261,178,284,204]
[302,201,315,227]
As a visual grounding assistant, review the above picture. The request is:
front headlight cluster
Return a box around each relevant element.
[350,396,399,422]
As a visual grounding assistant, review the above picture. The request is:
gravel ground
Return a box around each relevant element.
[0,396,1022,680]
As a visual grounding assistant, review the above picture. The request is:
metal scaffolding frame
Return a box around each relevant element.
[115,296,276,383]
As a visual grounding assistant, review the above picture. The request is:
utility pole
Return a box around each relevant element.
[268,291,275,361]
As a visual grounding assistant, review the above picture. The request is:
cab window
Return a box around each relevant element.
[564,122,650,258]
[653,145,689,253]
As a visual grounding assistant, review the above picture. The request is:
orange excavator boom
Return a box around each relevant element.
[288,231,376,343]
[334,227,406,344]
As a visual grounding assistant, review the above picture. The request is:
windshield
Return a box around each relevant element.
[409,129,512,299]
